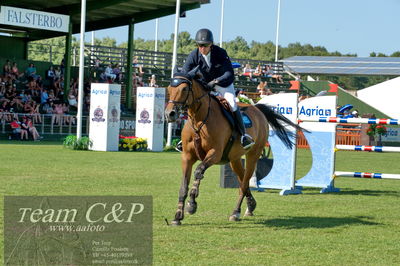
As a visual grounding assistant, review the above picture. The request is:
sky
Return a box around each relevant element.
[87,0,400,57]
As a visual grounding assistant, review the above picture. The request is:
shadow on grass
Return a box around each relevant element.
[255,216,379,229]
[336,189,400,197]
[0,140,63,145]
[288,187,400,197]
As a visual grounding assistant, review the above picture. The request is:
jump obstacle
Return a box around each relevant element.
[253,94,400,195]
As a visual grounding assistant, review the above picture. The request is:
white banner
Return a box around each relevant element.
[0,6,70,32]
[298,96,337,132]
[89,83,121,151]
[135,87,165,152]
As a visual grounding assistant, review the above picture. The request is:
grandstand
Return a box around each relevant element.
[82,44,293,104]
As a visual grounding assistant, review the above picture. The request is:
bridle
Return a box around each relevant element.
[168,76,212,161]
[168,76,209,112]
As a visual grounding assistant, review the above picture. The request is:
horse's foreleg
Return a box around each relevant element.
[243,151,262,217]
[186,163,205,215]
[187,149,219,215]
[229,159,245,221]
[172,154,195,226]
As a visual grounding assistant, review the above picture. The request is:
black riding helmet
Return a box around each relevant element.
[195,28,214,45]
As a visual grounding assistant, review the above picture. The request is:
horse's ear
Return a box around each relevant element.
[187,65,200,79]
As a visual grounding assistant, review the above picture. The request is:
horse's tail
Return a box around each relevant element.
[255,103,305,149]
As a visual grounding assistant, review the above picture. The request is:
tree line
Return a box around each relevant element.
[29,32,399,90]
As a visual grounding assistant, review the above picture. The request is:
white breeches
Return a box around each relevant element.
[214,83,237,111]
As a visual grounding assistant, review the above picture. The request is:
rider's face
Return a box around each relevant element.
[198,43,211,55]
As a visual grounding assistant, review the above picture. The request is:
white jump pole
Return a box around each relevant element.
[301,117,400,125]
[336,145,400,153]
[334,171,400,180]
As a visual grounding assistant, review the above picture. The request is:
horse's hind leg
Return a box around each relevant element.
[229,159,246,221]
[172,154,195,226]
[244,189,257,217]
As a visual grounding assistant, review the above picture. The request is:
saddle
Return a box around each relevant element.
[211,95,253,129]
[209,95,253,164]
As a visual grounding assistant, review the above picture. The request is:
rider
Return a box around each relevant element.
[182,28,255,149]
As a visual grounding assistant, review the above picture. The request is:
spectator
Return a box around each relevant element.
[24,117,41,141]
[351,110,360,118]
[46,66,55,83]
[105,64,116,82]
[10,118,28,140]
[52,103,64,125]
[62,103,75,125]
[257,81,273,97]
[132,56,144,74]
[9,98,24,113]
[264,64,284,83]
[71,78,79,91]
[242,63,253,77]
[48,89,58,102]
[0,100,12,122]
[5,85,16,101]
[41,88,49,104]
[149,74,158,87]
[54,66,62,81]
[113,63,122,82]
[3,60,11,77]
[24,100,41,123]
[26,77,39,97]
[25,63,39,80]
[21,90,31,103]
[132,72,143,87]
[60,58,65,75]
[41,99,54,115]
[53,75,63,97]
[10,62,23,80]
[68,89,78,107]
[253,64,262,76]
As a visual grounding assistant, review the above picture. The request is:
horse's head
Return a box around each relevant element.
[165,66,203,122]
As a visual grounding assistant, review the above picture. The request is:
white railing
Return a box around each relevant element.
[0,112,90,135]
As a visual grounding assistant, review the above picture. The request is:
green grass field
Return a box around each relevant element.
[1,142,400,265]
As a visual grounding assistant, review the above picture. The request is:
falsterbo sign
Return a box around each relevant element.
[4,196,153,265]
[0,6,69,32]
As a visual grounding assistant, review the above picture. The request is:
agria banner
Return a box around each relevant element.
[0,6,69,33]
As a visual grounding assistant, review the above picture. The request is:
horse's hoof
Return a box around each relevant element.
[244,211,254,217]
[170,220,181,226]
[186,202,197,215]
[244,208,254,217]
[229,214,241,222]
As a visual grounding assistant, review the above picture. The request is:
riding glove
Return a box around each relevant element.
[207,79,218,90]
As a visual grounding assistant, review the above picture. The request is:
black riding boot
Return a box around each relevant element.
[233,109,255,149]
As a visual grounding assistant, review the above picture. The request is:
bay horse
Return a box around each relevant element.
[165,67,302,225]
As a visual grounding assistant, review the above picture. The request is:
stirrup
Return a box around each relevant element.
[241,134,255,149]
[175,140,183,152]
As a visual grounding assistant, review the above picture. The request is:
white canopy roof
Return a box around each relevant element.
[357,77,400,118]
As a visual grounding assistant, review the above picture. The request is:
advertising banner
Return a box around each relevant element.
[89,83,121,151]
[135,87,165,151]
[0,6,70,32]
[297,95,338,191]
[256,93,300,194]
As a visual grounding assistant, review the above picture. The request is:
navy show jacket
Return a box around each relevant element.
[182,45,235,88]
